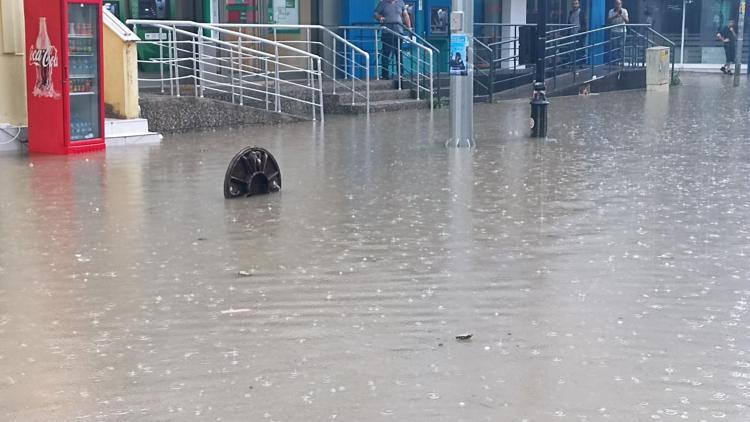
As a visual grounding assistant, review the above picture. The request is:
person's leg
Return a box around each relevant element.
[723,44,732,74]
[381,33,394,79]
[567,36,576,69]
[395,36,404,81]
[579,35,588,68]
[607,30,619,67]
[573,35,583,68]
[615,33,624,66]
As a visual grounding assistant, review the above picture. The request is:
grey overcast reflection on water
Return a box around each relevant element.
[0,74,749,421]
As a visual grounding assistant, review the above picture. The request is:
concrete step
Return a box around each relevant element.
[336,98,430,115]
[106,132,163,146]
[104,118,149,136]
[327,88,413,104]
[322,78,396,93]
[104,118,162,146]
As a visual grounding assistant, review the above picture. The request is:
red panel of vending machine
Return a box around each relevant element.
[24,0,105,154]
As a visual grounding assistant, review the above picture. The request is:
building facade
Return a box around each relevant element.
[0,0,27,126]
[1,0,748,132]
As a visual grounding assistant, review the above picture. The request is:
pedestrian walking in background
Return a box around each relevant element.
[374,0,413,80]
[717,20,737,75]
[568,0,588,68]
[608,0,629,65]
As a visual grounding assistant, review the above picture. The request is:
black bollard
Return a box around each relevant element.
[223,147,282,199]
[530,81,549,138]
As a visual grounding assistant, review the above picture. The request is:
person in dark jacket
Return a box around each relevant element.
[717,19,737,75]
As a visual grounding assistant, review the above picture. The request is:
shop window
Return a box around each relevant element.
[527,0,578,25]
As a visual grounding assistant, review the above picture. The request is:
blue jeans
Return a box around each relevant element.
[609,31,625,65]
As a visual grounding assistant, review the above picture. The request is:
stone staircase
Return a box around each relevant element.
[323,80,432,115]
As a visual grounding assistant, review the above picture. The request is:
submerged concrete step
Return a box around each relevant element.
[106,132,163,146]
[327,88,413,104]
[336,99,431,115]
[105,118,162,147]
[104,118,150,137]
[322,79,397,93]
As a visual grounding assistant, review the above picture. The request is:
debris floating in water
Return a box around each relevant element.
[455,333,473,341]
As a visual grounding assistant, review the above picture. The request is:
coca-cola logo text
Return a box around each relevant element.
[29,46,59,68]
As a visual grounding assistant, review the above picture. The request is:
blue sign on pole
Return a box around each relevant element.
[449,33,469,76]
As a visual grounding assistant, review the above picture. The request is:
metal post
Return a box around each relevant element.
[192,37,198,97]
[429,49,434,110]
[264,57,270,110]
[680,0,686,67]
[447,0,474,148]
[416,47,421,101]
[397,36,402,90]
[159,27,165,93]
[734,0,747,86]
[530,0,549,138]
[375,30,381,80]
[333,38,337,93]
[198,31,205,97]
[311,57,317,122]
[352,47,356,104]
[274,43,281,112]
[173,26,180,97]
[230,45,236,104]
[344,30,349,80]
[238,38,244,106]
[366,55,371,113]
[167,30,174,96]
[318,57,325,122]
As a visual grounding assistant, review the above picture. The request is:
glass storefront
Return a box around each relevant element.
[638,0,747,64]
[525,0,747,65]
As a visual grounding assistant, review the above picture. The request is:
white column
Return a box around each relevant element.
[501,0,528,69]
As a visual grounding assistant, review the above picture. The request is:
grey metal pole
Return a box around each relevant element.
[680,0,686,66]
[734,0,746,86]
[530,0,549,138]
[447,0,474,148]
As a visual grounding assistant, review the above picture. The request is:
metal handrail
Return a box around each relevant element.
[336,24,436,109]
[540,23,676,90]
[127,20,325,121]
[207,23,371,109]
[467,21,675,99]
[350,22,441,54]
[129,19,319,59]
[473,37,494,102]
[546,23,627,44]
[475,22,575,35]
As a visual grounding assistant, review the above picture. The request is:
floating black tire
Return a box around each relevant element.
[223,147,282,199]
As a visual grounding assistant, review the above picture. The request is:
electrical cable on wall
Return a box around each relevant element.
[0,125,23,145]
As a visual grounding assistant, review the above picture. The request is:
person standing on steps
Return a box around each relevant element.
[717,20,737,75]
[608,0,629,66]
[374,0,413,80]
[568,0,588,69]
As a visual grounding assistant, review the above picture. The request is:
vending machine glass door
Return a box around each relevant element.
[67,3,102,142]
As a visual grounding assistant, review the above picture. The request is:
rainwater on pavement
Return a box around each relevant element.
[1,74,749,421]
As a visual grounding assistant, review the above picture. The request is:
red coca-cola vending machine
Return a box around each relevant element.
[24,0,105,154]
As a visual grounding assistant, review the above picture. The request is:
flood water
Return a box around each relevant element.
[1,74,749,421]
